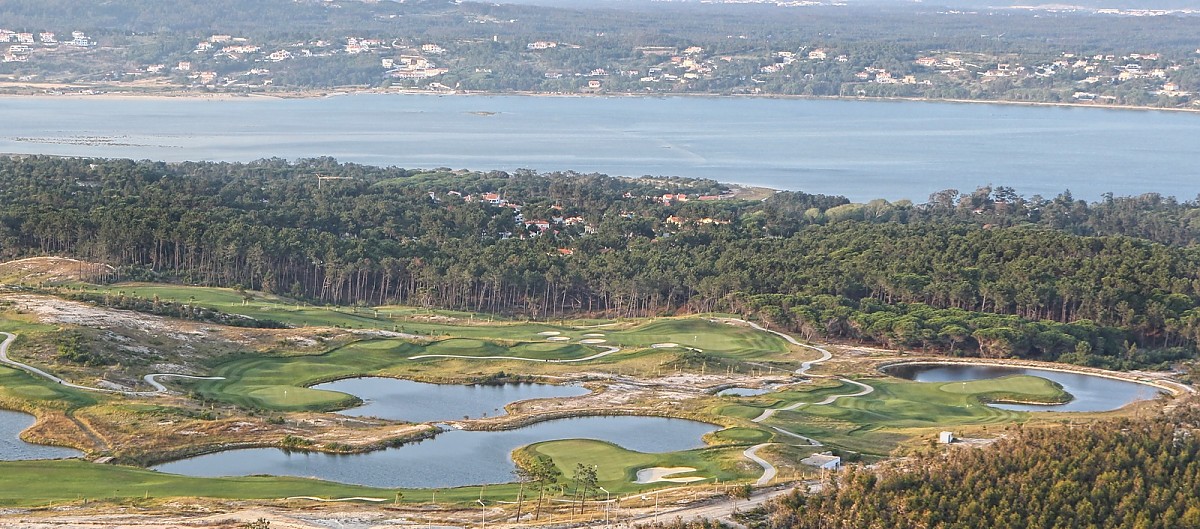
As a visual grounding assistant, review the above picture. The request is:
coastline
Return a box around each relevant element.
[1,84,1197,114]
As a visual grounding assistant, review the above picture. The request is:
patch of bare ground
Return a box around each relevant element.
[0,294,348,388]
[71,403,436,464]
[0,257,115,284]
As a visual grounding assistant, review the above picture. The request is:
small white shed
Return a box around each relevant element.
[939,431,955,444]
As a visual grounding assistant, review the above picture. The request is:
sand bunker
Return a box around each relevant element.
[545,336,571,342]
[634,467,706,484]
[537,331,562,336]
[579,338,607,344]
[651,343,679,348]
[583,333,606,337]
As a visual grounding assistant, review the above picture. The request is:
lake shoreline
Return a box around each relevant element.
[2,86,1198,114]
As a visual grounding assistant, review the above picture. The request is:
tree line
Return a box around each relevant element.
[3,155,1200,367]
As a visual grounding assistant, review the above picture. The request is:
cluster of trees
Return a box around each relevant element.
[753,406,1200,529]
[3,156,1200,366]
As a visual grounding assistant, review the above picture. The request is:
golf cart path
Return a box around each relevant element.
[143,373,226,392]
[0,331,223,396]
[744,443,777,486]
[410,345,621,363]
[720,320,875,425]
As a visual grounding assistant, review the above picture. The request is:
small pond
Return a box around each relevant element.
[716,387,772,397]
[152,416,718,488]
[885,363,1162,412]
[311,377,589,422]
[0,409,82,460]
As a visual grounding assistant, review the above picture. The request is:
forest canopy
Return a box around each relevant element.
[3,155,1200,369]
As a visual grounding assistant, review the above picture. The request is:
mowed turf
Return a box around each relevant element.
[0,365,97,410]
[0,460,398,506]
[763,378,1040,455]
[606,319,793,359]
[196,340,425,410]
[0,459,543,507]
[526,439,756,493]
[939,375,1069,403]
[194,338,597,410]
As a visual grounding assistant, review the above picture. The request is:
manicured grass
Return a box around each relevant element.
[0,459,537,507]
[763,378,1040,455]
[525,439,756,494]
[425,339,596,360]
[194,339,425,410]
[605,319,792,360]
[0,365,97,410]
[194,337,604,411]
[939,375,1070,403]
[710,427,772,444]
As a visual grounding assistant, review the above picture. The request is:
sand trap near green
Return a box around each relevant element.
[634,467,706,484]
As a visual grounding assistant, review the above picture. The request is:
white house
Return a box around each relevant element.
[800,452,842,471]
[939,431,955,444]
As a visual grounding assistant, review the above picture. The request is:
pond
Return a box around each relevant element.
[0,409,82,461]
[152,416,718,488]
[884,363,1162,412]
[311,378,590,422]
[716,387,772,397]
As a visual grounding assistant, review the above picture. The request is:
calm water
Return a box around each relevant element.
[152,415,717,488]
[0,409,82,460]
[885,364,1161,412]
[311,378,589,422]
[716,387,772,396]
[2,95,1197,201]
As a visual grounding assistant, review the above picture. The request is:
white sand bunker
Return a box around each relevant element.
[651,343,679,348]
[635,467,706,484]
[579,338,607,344]
[583,333,605,337]
[546,336,571,342]
[537,331,562,336]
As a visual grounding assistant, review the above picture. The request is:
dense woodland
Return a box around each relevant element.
[745,405,1200,529]
[3,156,1200,368]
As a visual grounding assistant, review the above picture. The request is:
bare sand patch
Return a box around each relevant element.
[651,343,679,348]
[579,338,607,344]
[545,336,571,342]
[537,331,561,336]
[582,333,605,337]
[634,467,705,484]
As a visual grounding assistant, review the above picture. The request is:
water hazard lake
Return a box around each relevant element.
[2,95,1197,201]
[152,415,718,488]
[311,377,589,422]
[885,363,1162,412]
[0,409,82,461]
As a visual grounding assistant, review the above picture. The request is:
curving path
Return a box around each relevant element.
[143,373,226,393]
[284,496,387,503]
[743,443,777,486]
[0,331,223,396]
[409,345,622,363]
[720,319,877,483]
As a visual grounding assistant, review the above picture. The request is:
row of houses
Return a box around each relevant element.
[0,30,91,47]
